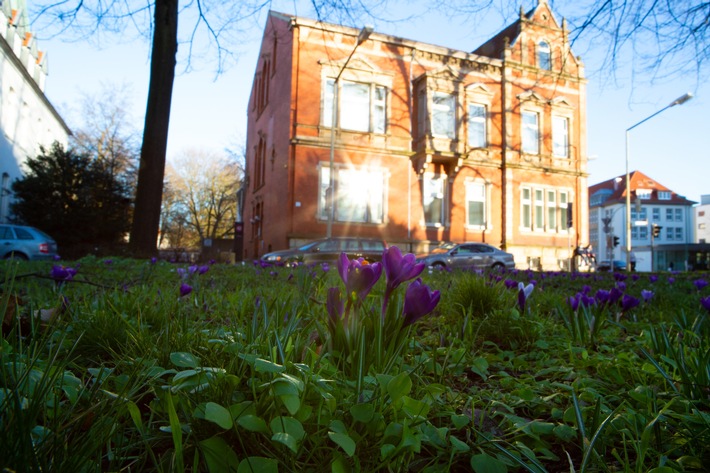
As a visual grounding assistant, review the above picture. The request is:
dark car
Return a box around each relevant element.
[417,242,515,271]
[596,260,627,272]
[0,224,58,260]
[260,237,387,266]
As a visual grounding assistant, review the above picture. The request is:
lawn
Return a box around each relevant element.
[1,248,708,472]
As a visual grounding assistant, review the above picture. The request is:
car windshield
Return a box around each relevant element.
[429,247,451,255]
[297,241,322,251]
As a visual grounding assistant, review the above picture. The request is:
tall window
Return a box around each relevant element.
[467,103,486,148]
[521,187,531,229]
[538,41,551,70]
[674,208,683,222]
[423,174,446,226]
[547,190,557,231]
[323,79,387,133]
[534,189,544,230]
[559,192,569,230]
[552,116,569,157]
[465,181,486,227]
[319,166,386,224]
[432,92,456,138]
[0,173,9,223]
[522,111,539,154]
[652,207,660,221]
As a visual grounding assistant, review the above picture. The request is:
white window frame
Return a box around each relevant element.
[522,111,540,155]
[559,192,569,230]
[534,188,544,230]
[658,191,671,200]
[675,227,683,240]
[521,187,532,229]
[552,116,569,157]
[538,40,551,70]
[322,78,387,133]
[666,208,673,221]
[465,180,487,228]
[431,91,456,139]
[652,207,660,221]
[674,208,683,222]
[467,103,487,148]
[547,190,557,232]
[318,165,386,224]
[423,173,446,226]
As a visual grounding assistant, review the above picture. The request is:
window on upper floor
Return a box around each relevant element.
[652,207,660,221]
[322,79,387,133]
[253,135,267,190]
[675,208,683,222]
[522,111,540,154]
[552,116,569,157]
[465,180,486,227]
[538,41,551,70]
[658,191,671,200]
[666,208,673,221]
[431,91,456,139]
[467,103,487,148]
[636,189,652,199]
[318,166,386,224]
[675,227,683,240]
[423,173,446,226]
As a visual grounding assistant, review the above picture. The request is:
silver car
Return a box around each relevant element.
[0,224,58,260]
[417,242,515,271]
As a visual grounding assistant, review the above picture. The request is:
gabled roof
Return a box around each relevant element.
[589,171,696,207]
[472,0,560,59]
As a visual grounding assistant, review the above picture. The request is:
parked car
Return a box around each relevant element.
[596,260,627,272]
[0,224,58,260]
[260,237,387,266]
[417,242,515,271]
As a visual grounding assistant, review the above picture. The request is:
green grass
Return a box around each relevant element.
[1,257,709,472]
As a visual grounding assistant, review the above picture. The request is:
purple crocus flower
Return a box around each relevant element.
[177,267,187,278]
[382,246,425,316]
[621,294,640,313]
[667,277,675,284]
[189,265,199,274]
[617,281,627,292]
[580,294,596,307]
[641,289,654,303]
[517,282,534,313]
[649,275,658,283]
[609,286,624,305]
[700,296,710,313]
[504,279,519,290]
[614,273,628,282]
[402,278,440,327]
[150,257,158,265]
[321,263,330,273]
[632,274,640,281]
[567,293,580,311]
[104,259,113,265]
[581,285,592,295]
[693,279,708,291]
[198,265,210,275]
[179,283,193,297]
[595,289,610,306]
[50,265,77,281]
[337,253,383,302]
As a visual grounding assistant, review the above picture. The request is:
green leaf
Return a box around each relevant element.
[200,436,239,473]
[380,443,396,460]
[171,352,199,368]
[204,402,233,430]
[238,457,278,473]
[470,453,508,473]
[470,357,489,380]
[450,436,470,452]
[272,432,299,454]
[451,414,470,429]
[270,416,305,441]
[553,424,576,442]
[255,358,285,373]
[237,415,269,433]
[401,396,430,419]
[387,372,412,402]
[350,403,375,423]
[328,431,356,457]
[329,420,348,434]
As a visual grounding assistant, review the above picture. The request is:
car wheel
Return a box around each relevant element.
[491,263,505,271]
[431,262,446,270]
[6,252,28,260]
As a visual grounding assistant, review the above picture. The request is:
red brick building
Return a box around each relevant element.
[244,1,590,270]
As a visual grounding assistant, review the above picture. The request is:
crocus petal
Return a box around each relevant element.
[402,278,440,327]
[621,294,640,312]
[700,296,710,313]
[179,283,193,297]
[383,246,425,292]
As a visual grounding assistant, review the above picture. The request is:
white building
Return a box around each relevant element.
[0,0,70,223]
[589,171,696,271]
[694,195,710,244]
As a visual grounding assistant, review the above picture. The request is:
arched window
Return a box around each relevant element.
[537,41,551,70]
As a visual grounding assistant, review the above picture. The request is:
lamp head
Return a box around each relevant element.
[670,92,693,106]
[357,25,374,45]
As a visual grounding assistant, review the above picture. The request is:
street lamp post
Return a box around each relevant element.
[624,92,693,271]
[326,25,374,238]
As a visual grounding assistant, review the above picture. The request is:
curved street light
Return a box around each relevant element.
[625,92,693,271]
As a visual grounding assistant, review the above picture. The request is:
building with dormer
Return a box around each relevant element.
[589,171,699,271]
[0,0,70,223]
[243,1,590,269]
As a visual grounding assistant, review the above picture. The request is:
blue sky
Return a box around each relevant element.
[34,1,709,203]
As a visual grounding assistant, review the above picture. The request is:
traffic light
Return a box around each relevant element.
[613,236,620,247]
[652,224,662,238]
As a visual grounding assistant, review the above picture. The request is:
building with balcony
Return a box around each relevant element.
[589,171,698,271]
[243,1,590,269]
[0,0,70,223]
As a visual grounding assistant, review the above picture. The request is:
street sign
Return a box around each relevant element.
[634,220,648,226]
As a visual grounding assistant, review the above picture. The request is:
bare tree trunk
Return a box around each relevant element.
[129,0,178,257]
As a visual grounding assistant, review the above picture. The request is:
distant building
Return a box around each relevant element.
[0,1,70,223]
[244,1,590,269]
[589,171,699,271]
[693,195,710,244]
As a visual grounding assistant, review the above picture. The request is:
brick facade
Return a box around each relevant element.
[244,1,589,270]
